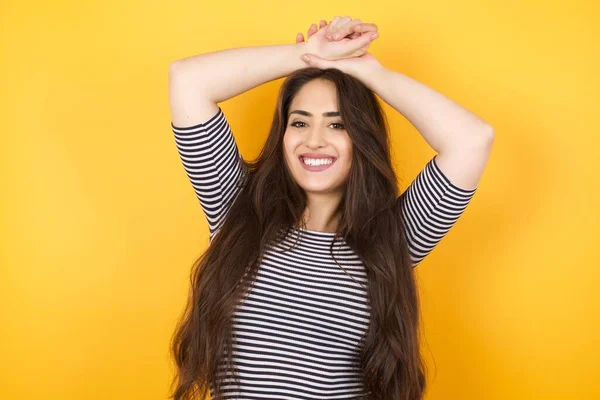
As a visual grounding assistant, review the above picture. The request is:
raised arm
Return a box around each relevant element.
[168,19,380,238]
[359,58,493,266]
[364,61,492,267]
[299,30,494,190]
[168,41,316,238]
[300,30,494,266]
[168,43,313,238]
[357,64,494,191]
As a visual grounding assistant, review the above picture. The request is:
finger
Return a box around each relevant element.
[340,30,378,55]
[296,32,304,43]
[355,45,369,55]
[328,19,362,40]
[319,19,327,28]
[345,47,369,59]
[333,16,352,31]
[352,22,378,34]
[307,23,318,38]
[302,53,331,70]
[326,16,341,37]
[329,16,342,27]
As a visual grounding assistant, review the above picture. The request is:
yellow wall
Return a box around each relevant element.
[1,1,598,399]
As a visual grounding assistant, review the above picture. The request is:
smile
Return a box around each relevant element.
[299,156,336,172]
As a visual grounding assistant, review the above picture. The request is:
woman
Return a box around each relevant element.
[168,16,493,400]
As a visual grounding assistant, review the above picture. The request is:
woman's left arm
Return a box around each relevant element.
[298,17,494,190]
[357,64,494,190]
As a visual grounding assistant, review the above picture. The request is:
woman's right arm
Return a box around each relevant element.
[169,40,319,239]
[168,42,318,239]
[168,18,377,238]
[168,42,313,127]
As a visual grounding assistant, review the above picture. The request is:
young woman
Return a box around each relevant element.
[168,16,493,400]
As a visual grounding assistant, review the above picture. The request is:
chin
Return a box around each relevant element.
[297,181,344,195]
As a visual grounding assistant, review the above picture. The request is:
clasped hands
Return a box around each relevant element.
[295,16,382,77]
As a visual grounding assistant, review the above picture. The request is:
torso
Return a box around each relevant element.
[212,226,371,399]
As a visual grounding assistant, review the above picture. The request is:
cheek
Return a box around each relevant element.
[337,138,353,165]
[339,146,353,178]
[282,137,292,161]
[283,134,300,159]
[282,139,297,171]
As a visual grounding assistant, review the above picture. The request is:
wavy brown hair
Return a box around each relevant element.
[169,67,427,400]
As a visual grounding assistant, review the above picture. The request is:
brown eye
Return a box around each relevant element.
[331,123,345,130]
[291,121,306,128]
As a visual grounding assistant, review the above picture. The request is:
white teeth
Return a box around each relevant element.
[302,157,334,166]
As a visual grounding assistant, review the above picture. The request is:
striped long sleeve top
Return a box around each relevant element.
[171,106,477,399]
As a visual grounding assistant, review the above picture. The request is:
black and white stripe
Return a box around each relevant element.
[171,106,477,399]
[171,108,244,238]
[399,153,478,265]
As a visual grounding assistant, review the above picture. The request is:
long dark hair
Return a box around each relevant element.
[169,67,427,400]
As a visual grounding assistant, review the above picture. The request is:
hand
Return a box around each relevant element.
[295,19,329,44]
[323,16,378,42]
[301,51,383,79]
[295,16,380,61]
[295,17,383,78]
[296,16,372,42]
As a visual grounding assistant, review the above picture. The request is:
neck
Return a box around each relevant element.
[299,192,343,233]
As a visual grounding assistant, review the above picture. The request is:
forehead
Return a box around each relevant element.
[290,79,339,111]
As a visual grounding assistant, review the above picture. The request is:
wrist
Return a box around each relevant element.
[295,41,313,67]
[349,62,387,90]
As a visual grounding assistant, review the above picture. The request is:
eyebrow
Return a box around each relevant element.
[289,110,341,117]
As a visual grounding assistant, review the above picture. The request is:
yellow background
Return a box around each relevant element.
[1,0,598,399]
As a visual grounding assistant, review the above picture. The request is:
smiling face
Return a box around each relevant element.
[283,79,353,197]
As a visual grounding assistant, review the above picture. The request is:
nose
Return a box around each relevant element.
[305,126,327,148]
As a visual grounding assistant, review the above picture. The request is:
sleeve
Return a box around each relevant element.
[171,106,245,240]
[398,154,478,268]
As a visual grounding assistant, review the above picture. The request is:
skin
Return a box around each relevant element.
[283,79,353,233]
[297,17,382,78]
[296,16,378,48]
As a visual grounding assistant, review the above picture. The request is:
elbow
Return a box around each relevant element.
[475,123,495,147]
[168,61,181,78]
[483,123,495,137]
[483,124,495,145]
[461,124,495,153]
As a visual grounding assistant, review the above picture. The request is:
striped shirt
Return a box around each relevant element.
[171,106,477,399]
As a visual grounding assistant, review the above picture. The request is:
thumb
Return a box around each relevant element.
[302,53,332,69]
